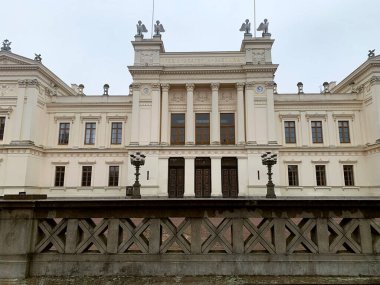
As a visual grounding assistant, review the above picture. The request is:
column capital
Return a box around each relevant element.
[236,82,245,90]
[211,82,220,91]
[161,83,170,92]
[151,83,160,91]
[246,82,255,89]
[186,83,195,92]
[132,83,141,90]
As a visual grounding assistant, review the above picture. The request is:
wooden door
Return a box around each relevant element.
[221,157,239,198]
[195,157,211,198]
[168,158,185,198]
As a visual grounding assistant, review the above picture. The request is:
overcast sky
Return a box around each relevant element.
[2,0,380,95]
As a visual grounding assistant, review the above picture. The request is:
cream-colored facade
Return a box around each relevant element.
[0,33,380,197]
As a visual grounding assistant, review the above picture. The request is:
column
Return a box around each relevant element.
[150,84,161,145]
[245,82,256,144]
[186,84,195,145]
[12,82,27,142]
[211,83,220,144]
[184,157,195,197]
[211,157,222,197]
[160,84,170,145]
[236,83,245,144]
[130,83,140,145]
[266,82,277,144]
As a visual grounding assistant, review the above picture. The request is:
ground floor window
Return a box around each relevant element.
[108,166,119,186]
[81,166,92,187]
[343,165,354,186]
[54,166,65,187]
[195,157,211,198]
[287,165,299,186]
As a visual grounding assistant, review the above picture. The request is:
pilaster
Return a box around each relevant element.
[150,83,161,145]
[130,83,140,146]
[245,82,256,144]
[186,84,195,145]
[211,83,220,145]
[184,157,195,197]
[211,157,222,197]
[161,84,170,145]
[236,83,245,144]
[266,82,277,144]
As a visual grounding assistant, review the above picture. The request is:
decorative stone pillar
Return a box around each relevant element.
[236,83,245,144]
[150,83,161,145]
[130,83,140,145]
[245,82,256,144]
[186,84,195,145]
[266,82,277,144]
[184,157,195,197]
[211,83,220,144]
[211,157,222,197]
[160,84,170,145]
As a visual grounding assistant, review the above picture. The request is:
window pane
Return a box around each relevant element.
[171,114,185,145]
[220,113,235,145]
[196,114,210,144]
[284,121,296,144]
[0,117,5,140]
[343,165,354,186]
[287,165,299,186]
[338,121,350,143]
[58,123,70,145]
[311,121,323,143]
[81,166,92,186]
[315,165,326,186]
[54,166,65,187]
[111,122,122,144]
[85,123,96,145]
[108,166,119,186]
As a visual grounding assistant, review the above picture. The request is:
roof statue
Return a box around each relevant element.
[136,20,148,37]
[154,20,165,36]
[368,49,375,58]
[1,39,11,52]
[34,53,42,62]
[257,19,270,35]
[239,19,251,34]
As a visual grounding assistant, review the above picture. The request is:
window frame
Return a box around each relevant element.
[287,165,299,186]
[111,122,123,145]
[311,121,323,144]
[315,165,327,186]
[84,122,96,145]
[108,165,120,187]
[0,116,5,141]
[81,165,92,187]
[284,121,297,144]
[58,122,70,145]
[195,113,210,145]
[54,166,65,187]
[171,113,185,145]
[220,113,235,145]
[343,165,355,186]
[338,120,351,144]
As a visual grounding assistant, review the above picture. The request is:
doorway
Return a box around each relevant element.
[168,157,185,198]
[221,157,238,198]
[194,157,211,198]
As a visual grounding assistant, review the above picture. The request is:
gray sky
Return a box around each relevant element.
[2,0,380,95]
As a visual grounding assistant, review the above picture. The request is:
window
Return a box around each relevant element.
[54,166,65,187]
[108,166,119,187]
[0,117,5,140]
[84,122,96,145]
[284,121,296,143]
[195,113,210,145]
[311,121,323,143]
[81,166,92,186]
[58,123,70,145]
[287,165,299,186]
[343,165,355,186]
[315,165,326,186]
[111,122,122,145]
[171,114,185,145]
[338,121,350,143]
[220,113,235,145]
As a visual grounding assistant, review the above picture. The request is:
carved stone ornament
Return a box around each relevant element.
[1,84,15,96]
[195,90,210,103]
[161,83,170,92]
[186,84,195,92]
[221,91,233,103]
[370,76,380,86]
[171,92,185,103]
[236,82,245,90]
[140,52,154,66]
[253,50,265,63]
[211,83,220,91]
[151,83,160,91]
[18,79,39,88]
[1,39,11,52]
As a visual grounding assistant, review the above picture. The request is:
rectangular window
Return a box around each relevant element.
[338,121,350,143]
[287,165,299,186]
[220,113,235,145]
[0,117,5,140]
[111,122,122,145]
[311,121,323,143]
[58,123,70,145]
[284,121,296,143]
[315,165,326,186]
[108,166,119,187]
[54,166,65,187]
[171,114,185,145]
[195,113,210,145]
[84,122,96,145]
[81,166,92,187]
[343,165,355,186]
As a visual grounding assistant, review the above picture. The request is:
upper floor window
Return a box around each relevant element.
[315,165,326,186]
[343,165,355,186]
[311,121,323,143]
[338,121,350,143]
[111,122,122,145]
[84,122,96,145]
[108,165,119,187]
[81,166,92,187]
[54,166,65,187]
[284,121,296,143]
[171,114,185,145]
[58,123,70,145]
[220,113,235,145]
[0,117,5,140]
[287,165,299,186]
[195,113,210,145]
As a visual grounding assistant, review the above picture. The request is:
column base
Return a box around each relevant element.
[211,141,220,145]
[186,142,194,145]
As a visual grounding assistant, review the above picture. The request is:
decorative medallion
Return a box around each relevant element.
[256,85,265,94]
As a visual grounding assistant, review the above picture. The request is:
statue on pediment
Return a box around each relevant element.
[1,39,11,52]
[368,49,375,58]
[34,54,42,62]
[136,20,148,37]
[257,19,270,35]
[154,20,165,36]
[239,19,251,34]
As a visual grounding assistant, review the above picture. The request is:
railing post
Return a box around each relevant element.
[359,219,373,254]
[65,219,79,253]
[107,219,120,254]
[274,218,286,254]
[191,218,202,254]
[149,219,161,254]
[316,218,329,253]
[232,218,244,253]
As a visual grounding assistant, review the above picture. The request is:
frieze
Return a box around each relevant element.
[220,90,235,104]
[18,79,39,88]
[160,55,244,66]
[169,91,186,104]
[194,89,210,104]
[0,84,15,96]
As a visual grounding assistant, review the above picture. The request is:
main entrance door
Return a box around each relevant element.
[194,157,211,198]
[168,157,185,198]
[221,157,239,198]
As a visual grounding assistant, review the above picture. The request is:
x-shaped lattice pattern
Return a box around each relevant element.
[286,219,318,253]
[35,219,67,253]
[243,218,276,254]
[118,218,150,253]
[202,218,232,253]
[76,219,108,254]
[328,218,361,253]
[370,219,380,253]
[160,218,191,253]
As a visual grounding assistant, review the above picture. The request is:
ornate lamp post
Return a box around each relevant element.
[261,152,277,198]
[129,152,146,199]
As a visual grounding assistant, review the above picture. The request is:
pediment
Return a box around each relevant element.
[0,52,37,66]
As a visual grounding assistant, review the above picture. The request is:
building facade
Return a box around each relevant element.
[0,33,380,197]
